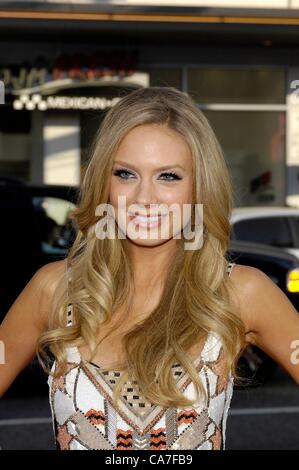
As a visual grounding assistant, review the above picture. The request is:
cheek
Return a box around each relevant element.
[159,184,193,205]
[158,185,193,234]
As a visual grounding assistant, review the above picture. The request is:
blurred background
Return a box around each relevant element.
[0,0,298,450]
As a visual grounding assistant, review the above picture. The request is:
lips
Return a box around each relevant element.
[127,212,167,228]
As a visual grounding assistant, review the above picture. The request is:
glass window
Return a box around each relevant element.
[203,110,285,207]
[232,217,293,248]
[144,68,182,89]
[32,196,76,255]
[188,69,285,104]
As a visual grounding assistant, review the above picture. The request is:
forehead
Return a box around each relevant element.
[114,124,192,168]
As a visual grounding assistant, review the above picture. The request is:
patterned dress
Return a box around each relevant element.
[48,262,236,450]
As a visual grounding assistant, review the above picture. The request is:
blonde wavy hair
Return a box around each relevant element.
[37,86,247,408]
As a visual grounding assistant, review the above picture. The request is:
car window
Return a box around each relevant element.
[232,216,294,248]
[32,196,76,255]
[291,216,299,247]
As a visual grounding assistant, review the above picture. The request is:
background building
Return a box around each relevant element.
[1,1,299,207]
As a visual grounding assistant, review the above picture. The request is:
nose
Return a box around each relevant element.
[134,177,157,206]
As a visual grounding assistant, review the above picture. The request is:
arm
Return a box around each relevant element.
[231,264,299,385]
[0,259,66,397]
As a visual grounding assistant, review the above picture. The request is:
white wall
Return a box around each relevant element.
[43,113,81,186]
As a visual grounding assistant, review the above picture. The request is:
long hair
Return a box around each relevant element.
[37,86,247,408]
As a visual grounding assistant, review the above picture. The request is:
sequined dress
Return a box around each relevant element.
[48,262,236,450]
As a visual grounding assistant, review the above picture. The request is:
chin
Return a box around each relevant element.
[126,236,173,248]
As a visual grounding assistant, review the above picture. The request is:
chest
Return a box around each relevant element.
[77,293,162,369]
[78,298,209,371]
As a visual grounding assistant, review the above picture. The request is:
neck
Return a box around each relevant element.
[124,238,178,289]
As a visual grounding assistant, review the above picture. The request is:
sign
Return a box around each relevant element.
[11,71,149,110]
[13,94,121,110]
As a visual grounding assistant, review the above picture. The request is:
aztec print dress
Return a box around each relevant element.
[48,261,236,450]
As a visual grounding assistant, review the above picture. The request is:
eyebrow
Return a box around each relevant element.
[113,161,187,172]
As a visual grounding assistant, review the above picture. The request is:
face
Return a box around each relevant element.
[108,123,194,247]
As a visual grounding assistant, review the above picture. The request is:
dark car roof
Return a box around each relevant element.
[0,177,80,203]
[228,239,299,264]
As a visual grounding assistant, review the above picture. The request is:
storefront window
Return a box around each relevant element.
[188,69,285,104]
[144,68,182,89]
[203,110,285,206]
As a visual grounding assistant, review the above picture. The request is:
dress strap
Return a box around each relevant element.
[65,258,74,327]
[227,261,235,277]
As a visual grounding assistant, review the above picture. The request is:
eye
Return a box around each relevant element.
[113,169,135,180]
[159,171,182,181]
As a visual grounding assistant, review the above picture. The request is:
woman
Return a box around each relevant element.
[0,87,298,451]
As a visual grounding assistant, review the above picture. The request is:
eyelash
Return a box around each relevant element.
[113,169,182,181]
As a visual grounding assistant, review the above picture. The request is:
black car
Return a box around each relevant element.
[0,177,79,322]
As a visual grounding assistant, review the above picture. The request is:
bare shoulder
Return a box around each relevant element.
[230,262,266,292]
[228,263,275,340]
[229,262,284,304]
[229,262,299,346]
[0,259,67,345]
[36,258,66,277]
[24,259,67,327]
[0,259,68,395]
[34,259,66,290]
[228,262,299,383]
